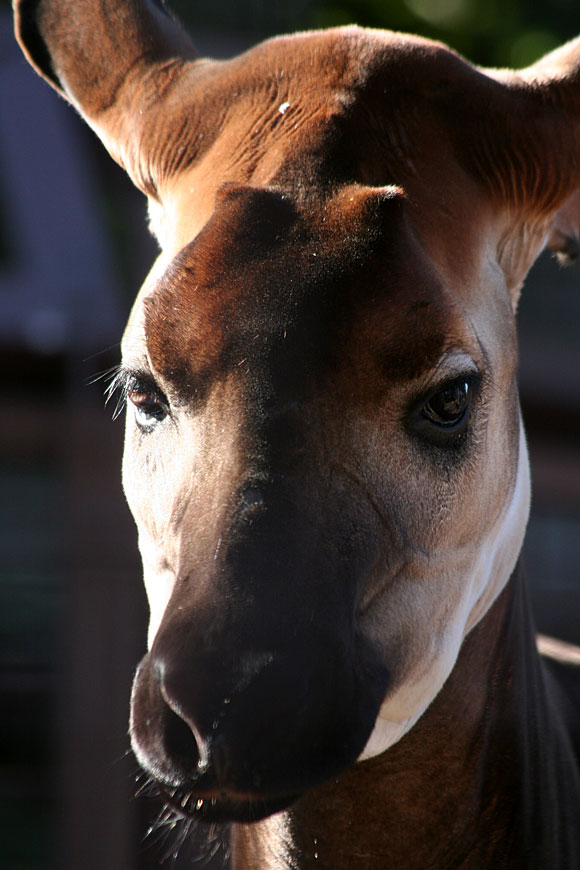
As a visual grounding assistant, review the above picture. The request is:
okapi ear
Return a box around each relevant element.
[545,185,580,263]
[14,0,199,198]
[474,38,580,299]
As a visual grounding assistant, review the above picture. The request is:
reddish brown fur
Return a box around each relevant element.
[145,184,459,413]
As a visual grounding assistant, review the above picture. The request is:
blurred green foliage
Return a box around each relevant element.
[168,0,579,66]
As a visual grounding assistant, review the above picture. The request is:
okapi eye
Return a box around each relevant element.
[423,379,470,427]
[127,377,168,431]
[409,373,480,448]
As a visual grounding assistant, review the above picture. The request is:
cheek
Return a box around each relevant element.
[121,423,182,644]
[357,404,528,760]
[121,418,185,535]
[122,417,151,524]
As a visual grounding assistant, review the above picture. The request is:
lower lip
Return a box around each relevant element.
[161,787,298,824]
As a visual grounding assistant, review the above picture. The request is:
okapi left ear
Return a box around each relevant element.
[545,188,580,263]
[473,37,580,300]
[14,0,199,198]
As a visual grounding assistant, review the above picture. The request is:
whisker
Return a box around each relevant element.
[135,773,159,799]
[137,786,230,867]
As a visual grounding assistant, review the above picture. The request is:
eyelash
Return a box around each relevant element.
[105,367,168,427]
[104,366,131,419]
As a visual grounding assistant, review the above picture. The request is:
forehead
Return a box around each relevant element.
[144,184,465,402]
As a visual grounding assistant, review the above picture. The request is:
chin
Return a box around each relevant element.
[160,785,298,824]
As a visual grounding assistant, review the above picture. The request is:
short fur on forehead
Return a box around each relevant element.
[144,182,457,404]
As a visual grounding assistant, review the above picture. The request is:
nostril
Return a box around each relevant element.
[131,653,225,787]
[133,646,285,795]
[159,679,211,771]
[159,682,242,790]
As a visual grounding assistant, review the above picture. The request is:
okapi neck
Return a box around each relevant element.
[231,563,580,869]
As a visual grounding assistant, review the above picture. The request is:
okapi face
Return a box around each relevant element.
[15,0,580,825]
[122,180,530,822]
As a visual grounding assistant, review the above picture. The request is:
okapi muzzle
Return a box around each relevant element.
[131,476,389,822]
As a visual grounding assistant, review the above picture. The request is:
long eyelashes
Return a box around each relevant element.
[102,366,169,431]
[103,365,133,420]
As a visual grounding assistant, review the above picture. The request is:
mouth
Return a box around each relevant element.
[159,784,299,824]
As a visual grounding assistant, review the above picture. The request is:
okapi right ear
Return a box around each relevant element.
[14,0,199,198]
[471,38,580,297]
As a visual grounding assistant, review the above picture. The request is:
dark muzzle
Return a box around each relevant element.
[129,482,389,822]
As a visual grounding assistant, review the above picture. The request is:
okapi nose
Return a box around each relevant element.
[130,653,208,783]
[131,643,283,789]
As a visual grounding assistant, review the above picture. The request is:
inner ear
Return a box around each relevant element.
[14,0,199,198]
[14,0,61,89]
[447,38,580,297]
[546,188,580,264]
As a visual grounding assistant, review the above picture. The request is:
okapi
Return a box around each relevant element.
[14,0,580,867]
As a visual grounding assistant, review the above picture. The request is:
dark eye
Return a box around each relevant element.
[423,379,470,427]
[127,378,168,431]
[409,373,479,448]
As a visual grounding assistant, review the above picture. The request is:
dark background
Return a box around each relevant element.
[1,0,579,868]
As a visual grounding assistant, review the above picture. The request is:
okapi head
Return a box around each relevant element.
[15,0,580,824]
